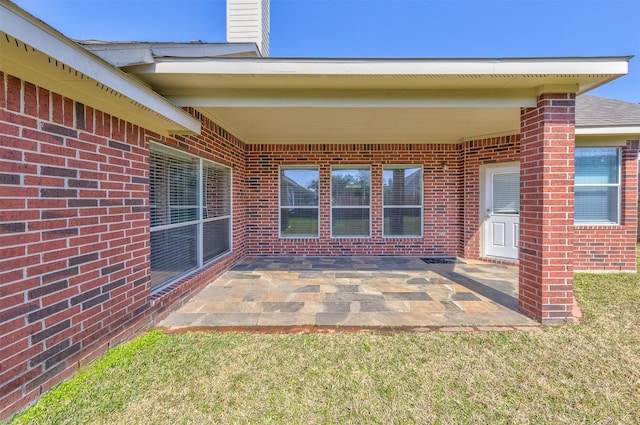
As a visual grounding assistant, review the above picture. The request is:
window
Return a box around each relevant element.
[575,147,620,224]
[492,172,519,214]
[150,143,231,290]
[331,166,370,237]
[383,165,423,237]
[279,167,319,237]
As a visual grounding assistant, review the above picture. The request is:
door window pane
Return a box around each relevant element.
[492,172,520,214]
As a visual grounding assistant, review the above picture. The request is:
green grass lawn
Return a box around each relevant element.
[7,268,640,424]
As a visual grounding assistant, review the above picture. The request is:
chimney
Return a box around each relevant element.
[226,0,270,57]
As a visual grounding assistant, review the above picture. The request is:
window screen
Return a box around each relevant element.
[383,166,422,237]
[150,143,232,290]
[575,148,620,224]
[279,167,319,237]
[331,167,370,237]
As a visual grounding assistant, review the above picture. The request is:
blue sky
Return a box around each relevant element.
[13,0,640,103]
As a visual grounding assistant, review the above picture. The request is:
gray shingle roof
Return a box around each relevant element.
[576,95,640,127]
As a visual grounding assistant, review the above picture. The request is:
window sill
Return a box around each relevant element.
[575,223,620,229]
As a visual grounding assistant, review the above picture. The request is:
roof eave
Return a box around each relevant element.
[576,126,640,136]
[0,0,201,135]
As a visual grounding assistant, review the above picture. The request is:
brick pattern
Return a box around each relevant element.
[518,93,576,323]
[574,140,639,271]
[0,74,247,419]
[244,143,463,256]
[0,72,152,416]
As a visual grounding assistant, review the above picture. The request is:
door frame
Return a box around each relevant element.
[480,161,520,260]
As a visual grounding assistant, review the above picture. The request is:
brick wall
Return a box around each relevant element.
[244,143,463,257]
[573,140,638,271]
[0,73,247,419]
[0,71,153,416]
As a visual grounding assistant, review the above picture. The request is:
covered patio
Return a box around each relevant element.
[125,55,633,325]
[158,256,538,329]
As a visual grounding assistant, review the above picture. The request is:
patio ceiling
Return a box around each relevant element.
[126,57,630,143]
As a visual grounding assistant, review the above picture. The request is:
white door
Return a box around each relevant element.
[484,165,519,260]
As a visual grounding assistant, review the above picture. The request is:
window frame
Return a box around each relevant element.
[278,165,320,238]
[574,146,621,225]
[149,141,233,293]
[330,165,372,238]
[382,164,424,238]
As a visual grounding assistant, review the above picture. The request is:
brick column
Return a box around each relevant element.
[519,93,576,323]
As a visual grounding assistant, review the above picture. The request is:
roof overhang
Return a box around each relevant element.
[124,56,630,143]
[80,41,261,68]
[576,126,640,136]
[0,1,200,135]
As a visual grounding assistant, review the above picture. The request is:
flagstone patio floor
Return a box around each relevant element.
[157,256,539,330]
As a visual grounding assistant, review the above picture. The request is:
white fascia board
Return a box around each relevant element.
[145,57,630,76]
[492,59,629,75]
[576,136,637,147]
[0,1,200,134]
[168,89,537,108]
[576,126,640,136]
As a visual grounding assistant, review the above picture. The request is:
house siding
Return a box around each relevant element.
[1,71,152,416]
[0,72,247,419]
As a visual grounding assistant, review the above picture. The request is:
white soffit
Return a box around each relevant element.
[198,107,521,144]
[0,1,200,135]
[125,57,630,94]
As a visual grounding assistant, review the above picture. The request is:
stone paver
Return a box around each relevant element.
[158,256,539,329]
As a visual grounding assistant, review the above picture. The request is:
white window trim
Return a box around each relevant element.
[574,146,621,226]
[149,141,233,295]
[278,165,320,239]
[382,164,424,238]
[330,165,372,238]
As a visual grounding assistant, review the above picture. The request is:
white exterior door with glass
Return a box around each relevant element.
[484,164,520,260]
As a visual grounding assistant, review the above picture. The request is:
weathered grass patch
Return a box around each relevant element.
[7,271,640,424]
